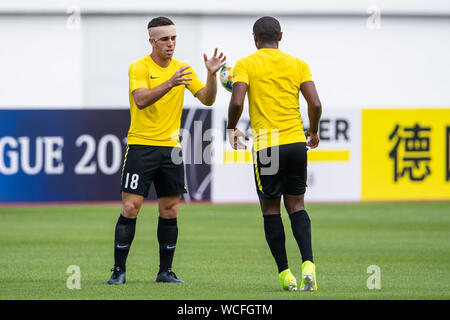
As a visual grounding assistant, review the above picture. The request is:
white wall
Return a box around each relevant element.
[0,15,84,107]
[202,15,450,109]
[2,0,450,15]
[1,3,449,109]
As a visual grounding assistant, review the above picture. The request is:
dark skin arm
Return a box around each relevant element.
[300,81,322,148]
[227,82,249,149]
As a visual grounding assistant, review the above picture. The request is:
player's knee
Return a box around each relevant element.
[284,195,305,214]
[122,200,141,218]
[259,198,281,215]
[285,203,304,214]
[159,207,178,219]
[158,196,181,219]
[159,202,178,219]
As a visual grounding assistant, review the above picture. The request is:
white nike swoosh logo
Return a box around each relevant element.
[166,245,176,250]
[116,244,129,249]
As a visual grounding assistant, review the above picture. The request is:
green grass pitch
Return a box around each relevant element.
[0,202,449,300]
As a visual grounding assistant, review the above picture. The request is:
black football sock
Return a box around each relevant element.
[289,210,313,263]
[114,214,136,272]
[263,214,289,273]
[157,217,178,274]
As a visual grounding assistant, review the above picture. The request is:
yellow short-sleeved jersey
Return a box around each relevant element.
[233,48,313,151]
[127,55,205,147]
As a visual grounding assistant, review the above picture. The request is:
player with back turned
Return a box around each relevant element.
[107,16,226,285]
[227,16,322,291]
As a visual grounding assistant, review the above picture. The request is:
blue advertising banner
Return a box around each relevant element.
[0,109,211,202]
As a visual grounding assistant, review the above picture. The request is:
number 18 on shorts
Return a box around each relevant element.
[120,145,187,198]
[123,172,140,190]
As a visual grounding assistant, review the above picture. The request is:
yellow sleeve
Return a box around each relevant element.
[129,61,149,92]
[233,59,249,85]
[186,66,205,96]
[300,60,313,84]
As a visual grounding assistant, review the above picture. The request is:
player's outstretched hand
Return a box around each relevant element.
[305,130,320,149]
[228,128,249,150]
[169,65,193,87]
[204,48,226,74]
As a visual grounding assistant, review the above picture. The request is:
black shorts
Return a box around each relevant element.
[252,142,307,199]
[120,145,187,198]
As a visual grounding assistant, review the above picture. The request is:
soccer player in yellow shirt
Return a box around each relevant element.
[227,16,322,291]
[108,16,226,284]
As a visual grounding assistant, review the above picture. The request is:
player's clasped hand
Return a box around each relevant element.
[228,128,249,150]
[169,65,193,87]
[305,130,320,149]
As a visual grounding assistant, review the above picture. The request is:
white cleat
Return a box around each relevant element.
[300,261,318,291]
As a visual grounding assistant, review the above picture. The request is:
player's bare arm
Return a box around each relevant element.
[227,81,249,150]
[195,48,226,106]
[300,81,322,149]
[132,66,193,109]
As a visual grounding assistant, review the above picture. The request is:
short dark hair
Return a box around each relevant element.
[253,16,281,42]
[147,16,174,29]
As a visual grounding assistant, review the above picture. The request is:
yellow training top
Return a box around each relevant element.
[233,48,313,151]
[127,55,205,147]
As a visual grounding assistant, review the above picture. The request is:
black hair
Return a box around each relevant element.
[147,16,174,29]
[253,16,281,42]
